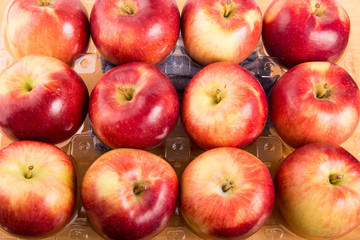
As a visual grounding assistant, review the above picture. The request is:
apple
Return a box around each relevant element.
[262,0,350,69]
[89,61,179,150]
[81,148,178,240]
[180,147,274,240]
[181,62,268,149]
[5,0,90,65]
[0,140,76,237]
[275,142,360,239]
[181,0,262,66]
[90,0,180,66]
[0,54,89,144]
[269,61,360,149]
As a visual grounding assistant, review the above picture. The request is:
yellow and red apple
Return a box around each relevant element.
[81,148,178,240]
[6,0,90,65]
[181,0,262,66]
[270,62,360,149]
[180,147,274,240]
[0,55,89,144]
[181,62,268,149]
[275,142,360,239]
[0,140,76,237]
[89,62,179,150]
[90,0,180,65]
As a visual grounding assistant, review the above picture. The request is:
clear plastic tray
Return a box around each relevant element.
[0,0,360,239]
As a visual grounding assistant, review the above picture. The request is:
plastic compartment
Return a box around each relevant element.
[0,0,360,240]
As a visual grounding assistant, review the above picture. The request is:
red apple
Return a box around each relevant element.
[0,140,76,237]
[0,54,89,144]
[81,148,178,240]
[180,147,274,240]
[5,0,90,65]
[90,0,180,66]
[181,0,262,66]
[89,62,179,150]
[275,142,360,239]
[270,61,360,149]
[181,62,268,149]
[262,0,350,69]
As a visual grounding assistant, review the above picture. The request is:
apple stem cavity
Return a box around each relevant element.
[314,3,321,15]
[120,3,136,15]
[25,165,34,179]
[316,83,332,99]
[118,86,134,101]
[133,183,149,195]
[121,6,133,15]
[216,89,222,104]
[329,174,344,185]
[223,0,235,18]
[312,2,326,17]
[222,180,234,193]
[37,0,53,6]
[20,77,35,94]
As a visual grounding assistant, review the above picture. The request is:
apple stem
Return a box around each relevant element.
[118,86,133,101]
[313,2,326,17]
[329,174,344,185]
[314,2,321,15]
[37,0,52,6]
[25,165,34,179]
[121,5,133,15]
[222,180,234,192]
[316,83,332,99]
[133,183,149,195]
[216,89,222,103]
[224,0,233,18]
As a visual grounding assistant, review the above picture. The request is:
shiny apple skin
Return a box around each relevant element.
[0,140,76,237]
[275,142,360,239]
[81,148,178,240]
[0,55,89,144]
[90,0,180,66]
[181,0,262,66]
[269,62,360,149]
[89,62,179,149]
[181,62,268,149]
[180,147,274,240]
[6,0,90,65]
[262,0,350,69]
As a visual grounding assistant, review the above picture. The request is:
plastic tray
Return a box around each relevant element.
[0,0,360,239]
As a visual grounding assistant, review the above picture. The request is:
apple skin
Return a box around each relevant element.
[6,0,90,65]
[262,0,350,69]
[181,0,262,66]
[0,140,76,237]
[275,142,360,239]
[269,61,360,149]
[90,0,180,66]
[180,147,274,240]
[181,62,268,149]
[0,54,89,144]
[89,61,179,150]
[81,148,178,240]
